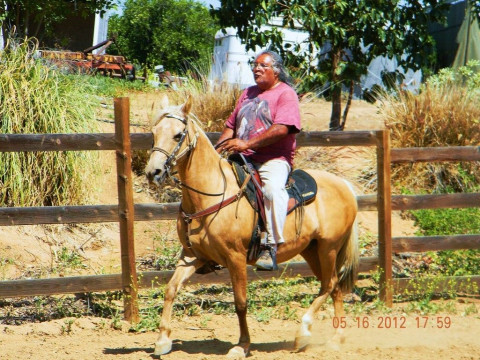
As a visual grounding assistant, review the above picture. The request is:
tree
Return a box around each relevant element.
[0,0,117,43]
[214,0,454,130]
[108,0,218,73]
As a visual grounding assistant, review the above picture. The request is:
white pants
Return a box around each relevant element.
[253,159,291,246]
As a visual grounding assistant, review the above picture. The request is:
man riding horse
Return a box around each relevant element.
[215,50,301,271]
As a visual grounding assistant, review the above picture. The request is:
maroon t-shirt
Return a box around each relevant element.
[226,82,301,166]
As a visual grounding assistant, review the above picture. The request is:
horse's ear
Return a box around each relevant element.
[181,95,193,116]
[159,94,169,109]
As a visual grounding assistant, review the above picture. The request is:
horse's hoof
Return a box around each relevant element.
[326,340,341,351]
[153,338,172,357]
[227,346,247,359]
[294,336,310,352]
[326,332,345,350]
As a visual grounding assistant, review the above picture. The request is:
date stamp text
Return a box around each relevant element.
[332,316,452,329]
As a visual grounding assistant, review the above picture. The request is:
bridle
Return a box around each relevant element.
[150,112,251,248]
[151,113,228,197]
[151,114,197,184]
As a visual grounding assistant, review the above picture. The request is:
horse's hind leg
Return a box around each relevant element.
[154,249,205,356]
[295,245,338,352]
[328,285,346,349]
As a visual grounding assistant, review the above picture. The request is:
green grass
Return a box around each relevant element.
[71,73,155,98]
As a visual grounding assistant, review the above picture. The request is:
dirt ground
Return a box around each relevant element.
[1,93,479,360]
[1,308,479,360]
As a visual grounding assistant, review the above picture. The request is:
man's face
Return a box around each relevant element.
[252,53,279,90]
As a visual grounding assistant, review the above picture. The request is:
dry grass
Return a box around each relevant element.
[378,82,480,193]
[168,80,242,132]
[382,86,480,148]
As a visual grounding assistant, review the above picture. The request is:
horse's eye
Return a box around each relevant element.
[173,133,182,142]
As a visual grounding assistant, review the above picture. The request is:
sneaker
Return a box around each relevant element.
[255,245,278,271]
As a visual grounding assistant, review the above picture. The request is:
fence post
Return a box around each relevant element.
[114,97,139,322]
[376,130,393,306]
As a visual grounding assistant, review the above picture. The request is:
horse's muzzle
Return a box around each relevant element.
[146,168,167,186]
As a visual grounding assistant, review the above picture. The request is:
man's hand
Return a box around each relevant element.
[215,127,235,153]
[214,124,289,154]
[216,138,250,153]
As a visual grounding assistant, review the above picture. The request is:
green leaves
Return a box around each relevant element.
[0,0,117,39]
[215,0,453,128]
[108,0,218,72]
[216,1,451,88]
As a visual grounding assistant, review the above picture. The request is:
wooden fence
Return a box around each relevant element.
[0,97,479,319]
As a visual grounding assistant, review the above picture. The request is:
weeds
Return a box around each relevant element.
[1,275,476,331]
[61,318,75,334]
[53,247,85,274]
[138,224,181,272]
[168,60,242,132]
[463,303,478,316]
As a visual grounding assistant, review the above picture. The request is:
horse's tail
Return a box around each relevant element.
[336,180,359,294]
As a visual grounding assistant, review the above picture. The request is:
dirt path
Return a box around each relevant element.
[1,310,479,360]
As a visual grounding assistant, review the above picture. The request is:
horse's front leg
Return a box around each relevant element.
[154,249,205,357]
[226,255,250,359]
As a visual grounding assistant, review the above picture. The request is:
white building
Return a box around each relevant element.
[209,24,421,95]
[209,20,310,88]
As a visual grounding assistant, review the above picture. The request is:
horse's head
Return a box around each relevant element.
[145,95,195,186]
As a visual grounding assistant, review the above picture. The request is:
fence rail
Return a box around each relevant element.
[0,97,479,318]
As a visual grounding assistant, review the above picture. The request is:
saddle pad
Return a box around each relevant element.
[231,161,317,213]
[286,169,317,213]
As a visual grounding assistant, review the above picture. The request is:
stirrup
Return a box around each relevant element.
[255,245,278,271]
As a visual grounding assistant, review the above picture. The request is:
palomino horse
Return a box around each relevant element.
[145,95,359,358]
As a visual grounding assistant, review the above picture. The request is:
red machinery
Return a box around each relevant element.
[38,38,142,80]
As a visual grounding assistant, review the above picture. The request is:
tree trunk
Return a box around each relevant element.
[339,79,354,130]
[329,48,342,131]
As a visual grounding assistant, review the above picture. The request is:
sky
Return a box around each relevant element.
[197,0,220,8]
[114,0,220,12]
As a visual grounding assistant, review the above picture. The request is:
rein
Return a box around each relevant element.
[181,173,251,247]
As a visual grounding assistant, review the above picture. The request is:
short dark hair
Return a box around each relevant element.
[256,50,293,86]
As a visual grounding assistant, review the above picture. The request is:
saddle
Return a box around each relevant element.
[230,155,317,262]
[230,157,317,216]
[194,155,318,274]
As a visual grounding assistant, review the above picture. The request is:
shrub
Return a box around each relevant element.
[412,206,480,276]
[167,59,242,132]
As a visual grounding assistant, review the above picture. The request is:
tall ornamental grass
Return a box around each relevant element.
[0,39,99,206]
[379,61,480,193]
